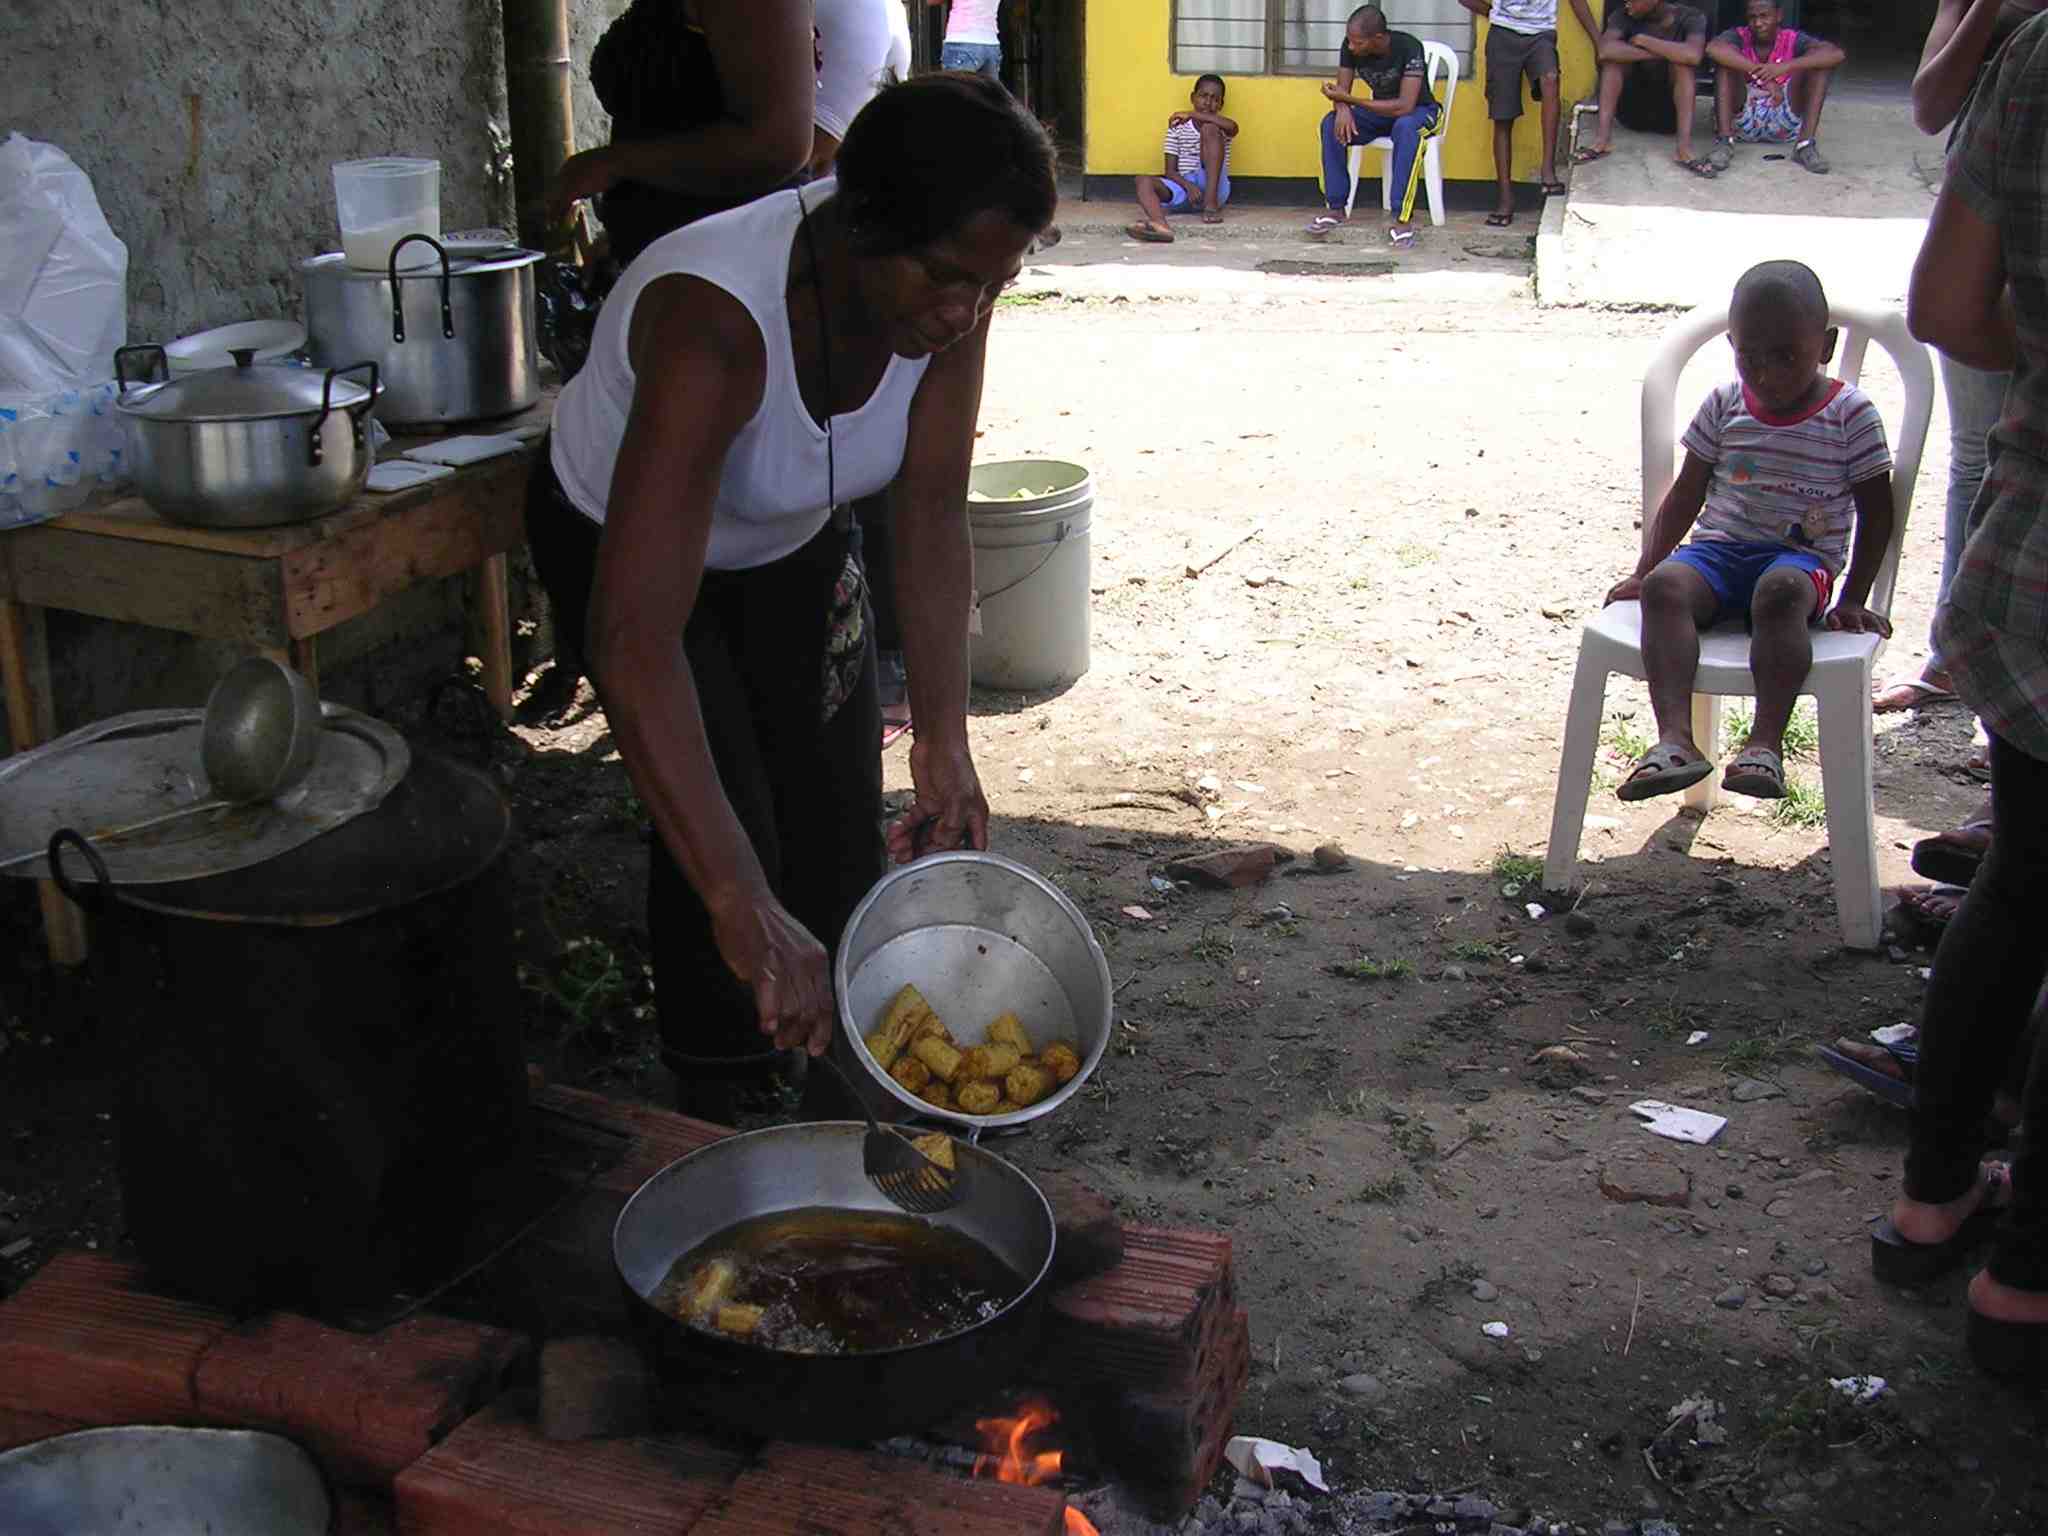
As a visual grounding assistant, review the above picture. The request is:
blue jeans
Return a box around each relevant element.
[1930,353,2010,671]
[1320,103,1441,220]
[942,40,1002,79]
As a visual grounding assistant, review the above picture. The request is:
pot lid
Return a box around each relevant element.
[119,355,372,424]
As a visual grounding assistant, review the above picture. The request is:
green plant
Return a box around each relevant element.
[1770,775,1827,829]
[1492,847,1544,887]
[1392,1036,1433,1067]
[524,935,630,1040]
[1449,939,1507,963]
[995,289,1054,308]
[1390,1120,1439,1165]
[1601,714,1654,766]
[1725,700,1820,759]
[1413,1259,1484,1309]
[1722,1019,1801,1075]
[1189,926,1236,965]
[1642,994,1704,1039]
[1358,1173,1408,1204]
[1395,541,1439,567]
[1330,1087,1375,1116]
[1330,955,1415,981]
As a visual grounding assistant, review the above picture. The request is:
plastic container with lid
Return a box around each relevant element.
[332,158,441,272]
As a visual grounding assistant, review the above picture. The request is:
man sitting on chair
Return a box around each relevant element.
[1706,0,1844,175]
[1304,5,1443,248]
[1578,0,1715,179]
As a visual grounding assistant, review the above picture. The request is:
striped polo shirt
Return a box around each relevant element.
[1680,379,1893,574]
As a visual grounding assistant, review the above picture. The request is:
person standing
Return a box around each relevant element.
[814,0,915,178]
[1460,0,1599,227]
[930,0,1003,81]
[1303,5,1443,247]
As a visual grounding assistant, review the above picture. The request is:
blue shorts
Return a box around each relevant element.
[1161,165,1231,210]
[1664,539,1834,624]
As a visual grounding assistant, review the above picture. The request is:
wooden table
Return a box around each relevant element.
[0,396,552,965]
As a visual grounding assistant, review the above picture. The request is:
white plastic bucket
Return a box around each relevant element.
[967,459,1092,692]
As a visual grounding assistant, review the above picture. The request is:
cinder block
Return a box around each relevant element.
[0,1406,85,1453]
[1043,1226,1234,1390]
[394,1395,745,1534]
[689,1440,1066,1536]
[194,1310,529,1488]
[0,1252,232,1425]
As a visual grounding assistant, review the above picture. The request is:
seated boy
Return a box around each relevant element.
[1605,259,1893,802]
[1706,0,1845,175]
[1129,74,1237,243]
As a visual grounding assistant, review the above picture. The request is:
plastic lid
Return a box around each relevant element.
[119,356,372,424]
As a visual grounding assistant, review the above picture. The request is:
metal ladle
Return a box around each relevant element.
[0,657,323,872]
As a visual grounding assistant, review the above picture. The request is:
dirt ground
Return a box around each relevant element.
[5,275,2045,1532]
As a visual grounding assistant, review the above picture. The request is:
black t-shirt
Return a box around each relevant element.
[1605,2,1708,48]
[1338,30,1437,107]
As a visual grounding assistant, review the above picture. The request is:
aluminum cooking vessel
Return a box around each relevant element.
[300,234,541,428]
[114,345,378,528]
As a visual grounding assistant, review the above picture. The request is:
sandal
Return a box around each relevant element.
[1912,816,1991,887]
[1616,743,1714,802]
[1872,1164,2010,1287]
[1304,213,1344,237]
[1388,227,1416,247]
[1872,676,1956,713]
[1890,884,1966,945]
[1485,211,1515,227]
[1540,181,1568,197]
[1201,208,1224,225]
[1572,145,1611,165]
[1814,1039,1914,1109]
[1126,221,1174,244]
[1721,744,1785,798]
[1677,156,1719,180]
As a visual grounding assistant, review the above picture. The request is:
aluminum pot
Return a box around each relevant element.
[114,344,378,528]
[0,1427,330,1536]
[300,234,542,428]
[612,1121,1056,1441]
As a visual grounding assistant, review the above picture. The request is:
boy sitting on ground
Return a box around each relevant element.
[1605,259,1894,802]
[1705,0,1845,175]
[1128,73,1238,243]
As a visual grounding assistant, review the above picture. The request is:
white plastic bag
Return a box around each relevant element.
[0,133,128,396]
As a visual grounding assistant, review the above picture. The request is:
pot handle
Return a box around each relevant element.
[308,361,380,467]
[114,344,170,393]
[47,828,112,914]
[388,234,455,345]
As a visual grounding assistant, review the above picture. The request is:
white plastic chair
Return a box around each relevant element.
[1540,301,1936,950]
[1343,38,1459,227]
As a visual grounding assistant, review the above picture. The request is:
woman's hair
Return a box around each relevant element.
[835,72,1058,255]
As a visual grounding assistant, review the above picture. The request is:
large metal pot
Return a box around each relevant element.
[300,234,542,428]
[115,344,378,528]
[612,1122,1056,1441]
[0,1427,331,1536]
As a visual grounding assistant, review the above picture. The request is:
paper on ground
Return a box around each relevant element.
[1629,1100,1727,1145]
[1224,1436,1328,1493]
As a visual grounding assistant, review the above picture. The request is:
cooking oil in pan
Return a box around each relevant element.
[656,1207,1021,1354]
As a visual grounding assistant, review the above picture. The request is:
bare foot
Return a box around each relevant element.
[1201,207,1223,224]
[1890,1162,2009,1245]
[1970,1268,2048,1325]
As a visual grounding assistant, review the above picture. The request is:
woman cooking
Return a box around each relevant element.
[528,74,1058,1122]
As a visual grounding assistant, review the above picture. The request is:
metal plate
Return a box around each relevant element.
[0,1426,331,1536]
[0,703,410,884]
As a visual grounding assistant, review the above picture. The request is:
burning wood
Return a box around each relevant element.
[973,1400,1100,1536]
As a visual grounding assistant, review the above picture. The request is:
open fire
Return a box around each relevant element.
[974,1400,1100,1536]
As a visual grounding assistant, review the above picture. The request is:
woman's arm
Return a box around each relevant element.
[590,276,837,1054]
[1914,0,2006,134]
[882,318,997,864]
[551,0,816,220]
[1908,178,2017,370]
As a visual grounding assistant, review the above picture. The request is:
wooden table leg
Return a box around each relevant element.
[476,553,514,722]
[0,598,89,969]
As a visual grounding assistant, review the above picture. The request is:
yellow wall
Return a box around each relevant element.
[1085,3,1609,188]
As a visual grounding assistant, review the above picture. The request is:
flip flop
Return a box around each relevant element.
[1388,227,1416,247]
[1721,744,1785,798]
[1572,145,1611,164]
[1968,1308,2048,1382]
[1677,157,1719,179]
[881,718,911,749]
[1616,744,1714,802]
[1912,817,1991,886]
[1871,1165,2010,1286]
[1814,1042,1914,1110]
[1201,209,1224,225]
[1304,214,1344,237]
[1485,211,1515,227]
[1540,181,1568,197]
[1125,222,1174,244]
[1873,677,1957,713]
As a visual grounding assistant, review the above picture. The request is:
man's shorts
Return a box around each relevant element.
[1664,539,1834,625]
[1161,165,1231,210]
[1731,87,1803,143]
[1485,26,1560,121]
[1616,59,1686,134]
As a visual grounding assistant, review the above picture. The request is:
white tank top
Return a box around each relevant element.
[549,180,931,571]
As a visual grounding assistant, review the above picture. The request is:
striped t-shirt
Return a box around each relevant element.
[1679,379,1892,574]
[1164,119,1231,178]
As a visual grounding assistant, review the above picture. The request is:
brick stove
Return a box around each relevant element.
[0,1084,1250,1534]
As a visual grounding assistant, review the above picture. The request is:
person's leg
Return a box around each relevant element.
[1711,68,1741,168]
[1738,563,1820,761]
[521,446,597,713]
[1386,105,1439,235]
[1638,558,1722,751]
[1668,62,1701,162]
[1896,735,2048,1252]
[1536,66,1562,187]
[1318,109,1357,215]
[1198,122,1227,221]
[1931,357,2009,677]
[1792,65,1833,142]
[1591,60,1625,151]
[1483,25,1520,215]
[1132,174,1173,238]
[1492,121,1515,217]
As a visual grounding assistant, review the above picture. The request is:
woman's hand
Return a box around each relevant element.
[709,886,837,1055]
[548,146,622,224]
[886,736,990,863]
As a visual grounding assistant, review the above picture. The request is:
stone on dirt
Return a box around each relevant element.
[1338,1372,1385,1398]
[1729,1078,1782,1103]
[1471,1279,1500,1302]
[1166,843,1289,889]
[1312,841,1351,871]
[1761,1273,1798,1299]
[1714,1285,1748,1309]
[1571,1087,1608,1106]
[1599,1161,1691,1208]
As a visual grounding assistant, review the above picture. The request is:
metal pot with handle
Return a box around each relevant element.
[300,234,542,428]
[115,345,378,528]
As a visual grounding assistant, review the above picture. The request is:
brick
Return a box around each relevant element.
[1035,1172,1123,1288]
[532,1083,731,1195]
[1163,845,1290,889]
[1043,1226,1235,1391]
[1097,1306,1252,1520]
[0,1251,232,1425]
[193,1310,529,1488]
[394,1395,745,1535]
[538,1334,654,1442]
[0,1405,84,1453]
[331,1487,399,1536]
[690,1441,1066,1536]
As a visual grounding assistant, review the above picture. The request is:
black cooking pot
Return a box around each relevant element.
[48,749,526,1316]
[611,1122,1055,1441]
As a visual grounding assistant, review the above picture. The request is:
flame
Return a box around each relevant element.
[972,1400,1100,1536]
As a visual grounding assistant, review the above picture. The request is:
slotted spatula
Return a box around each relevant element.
[810,1052,963,1214]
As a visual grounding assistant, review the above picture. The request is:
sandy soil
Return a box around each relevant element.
[4,281,2042,1532]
